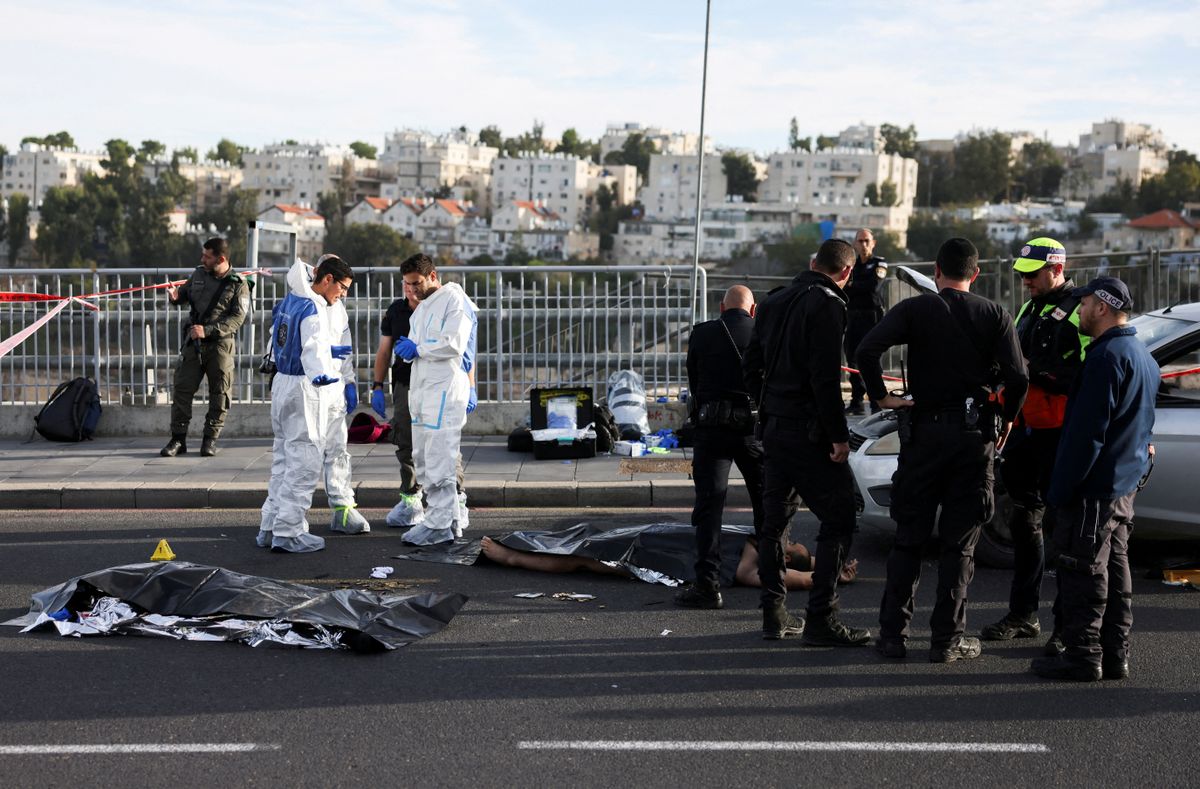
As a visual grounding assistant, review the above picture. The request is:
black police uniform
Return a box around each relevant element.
[743,270,862,638]
[844,254,887,411]
[986,279,1086,639]
[683,307,764,594]
[168,266,250,450]
[856,288,1027,655]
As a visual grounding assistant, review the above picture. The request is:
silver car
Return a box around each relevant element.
[848,276,1200,567]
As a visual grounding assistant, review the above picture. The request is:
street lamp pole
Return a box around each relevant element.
[689,0,712,329]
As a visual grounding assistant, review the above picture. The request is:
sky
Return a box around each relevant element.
[2,0,1198,157]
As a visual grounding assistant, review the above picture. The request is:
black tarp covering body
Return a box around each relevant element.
[3,561,467,652]
[397,523,754,587]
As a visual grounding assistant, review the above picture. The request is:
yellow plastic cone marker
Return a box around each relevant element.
[150,539,176,561]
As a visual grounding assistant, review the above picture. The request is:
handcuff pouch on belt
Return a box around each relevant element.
[696,399,756,431]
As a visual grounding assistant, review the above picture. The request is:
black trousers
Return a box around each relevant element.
[691,427,765,588]
[844,309,881,405]
[1051,494,1136,669]
[999,425,1062,618]
[758,416,857,615]
[879,418,994,646]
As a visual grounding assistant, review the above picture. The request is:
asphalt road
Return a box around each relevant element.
[0,508,1196,787]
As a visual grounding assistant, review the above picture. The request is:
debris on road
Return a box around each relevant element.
[552,593,595,602]
[514,592,544,599]
[370,566,395,579]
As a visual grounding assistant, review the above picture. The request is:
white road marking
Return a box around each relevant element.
[0,743,281,755]
[518,740,1049,753]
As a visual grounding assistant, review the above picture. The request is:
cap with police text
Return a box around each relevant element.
[1073,276,1133,312]
[1013,237,1066,273]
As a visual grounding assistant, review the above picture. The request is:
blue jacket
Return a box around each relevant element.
[1047,325,1157,505]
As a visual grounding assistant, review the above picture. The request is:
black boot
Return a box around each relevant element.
[762,604,804,640]
[802,612,871,647]
[201,437,219,457]
[160,436,187,457]
[1031,655,1101,682]
[674,582,723,610]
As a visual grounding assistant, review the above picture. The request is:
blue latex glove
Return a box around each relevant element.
[331,344,353,360]
[466,387,478,414]
[344,383,358,412]
[312,374,340,387]
[394,337,418,361]
[371,388,387,419]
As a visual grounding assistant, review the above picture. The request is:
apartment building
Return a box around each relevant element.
[490,153,593,228]
[1,143,105,208]
[599,122,713,160]
[637,154,728,222]
[378,128,497,214]
[614,204,795,263]
[241,143,364,212]
[141,159,244,217]
[416,199,477,257]
[1073,120,1168,199]
[344,196,393,227]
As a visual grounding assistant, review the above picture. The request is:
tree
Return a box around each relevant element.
[816,134,837,151]
[317,192,346,233]
[282,139,299,146]
[950,132,1012,203]
[478,125,503,150]
[1136,150,1200,213]
[788,117,802,151]
[0,143,7,160]
[904,211,1007,260]
[207,138,245,166]
[1013,139,1065,200]
[323,223,420,268]
[5,193,30,265]
[880,123,918,158]
[175,146,199,163]
[554,128,590,158]
[36,185,99,265]
[21,131,75,149]
[594,182,614,214]
[606,133,658,180]
[871,230,907,261]
[721,151,759,201]
[864,183,879,206]
[878,179,898,207]
[915,148,955,207]
[137,139,166,163]
[349,141,377,160]
[765,233,821,273]
[1085,178,1139,216]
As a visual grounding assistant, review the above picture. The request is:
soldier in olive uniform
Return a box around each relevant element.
[161,237,250,457]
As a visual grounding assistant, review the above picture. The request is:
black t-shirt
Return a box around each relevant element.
[381,297,415,387]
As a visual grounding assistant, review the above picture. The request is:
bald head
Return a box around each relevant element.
[721,285,754,313]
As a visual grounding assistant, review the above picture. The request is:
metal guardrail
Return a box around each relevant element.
[4,248,1197,407]
[1,264,705,405]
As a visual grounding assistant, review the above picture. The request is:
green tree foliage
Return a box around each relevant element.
[282,139,299,146]
[588,191,637,254]
[349,141,377,160]
[554,128,587,158]
[0,143,8,160]
[904,211,1007,261]
[1136,150,1200,214]
[949,132,1012,203]
[765,226,823,273]
[721,151,759,201]
[816,134,837,151]
[594,182,615,214]
[323,223,420,268]
[1085,178,1139,216]
[6,193,31,265]
[880,123,918,158]
[602,133,658,180]
[788,118,812,152]
[1013,139,1065,200]
[207,138,245,166]
[915,148,955,206]
[35,186,98,265]
[879,179,898,207]
[317,192,346,232]
[175,146,199,163]
[871,230,907,261]
[864,183,879,206]
[478,125,503,150]
[21,131,75,149]
[196,188,260,264]
[136,139,166,163]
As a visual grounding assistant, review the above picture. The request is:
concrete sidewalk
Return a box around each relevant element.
[0,436,749,510]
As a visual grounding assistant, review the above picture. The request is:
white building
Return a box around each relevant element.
[587,162,638,207]
[379,128,497,214]
[1073,120,1168,199]
[1,143,105,208]
[416,199,477,257]
[257,203,326,261]
[141,159,244,217]
[599,122,713,161]
[759,144,919,242]
[344,196,392,227]
[614,203,796,263]
[241,142,367,212]
[638,154,728,222]
[382,197,425,239]
[490,154,594,228]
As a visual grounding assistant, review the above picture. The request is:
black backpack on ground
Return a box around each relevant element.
[34,378,102,442]
[593,404,621,453]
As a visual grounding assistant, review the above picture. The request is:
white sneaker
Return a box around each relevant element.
[400,524,453,546]
[330,506,370,534]
[386,492,425,528]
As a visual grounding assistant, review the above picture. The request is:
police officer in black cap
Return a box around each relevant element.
[844,228,888,416]
[742,238,871,645]
[675,285,765,610]
[857,238,1028,662]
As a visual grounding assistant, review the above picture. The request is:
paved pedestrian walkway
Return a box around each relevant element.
[0,436,753,510]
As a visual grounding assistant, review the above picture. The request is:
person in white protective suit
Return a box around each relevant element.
[257,255,371,553]
[391,253,478,545]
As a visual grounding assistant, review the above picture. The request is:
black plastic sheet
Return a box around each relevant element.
[395,522,754,587]
[3,561,468,652]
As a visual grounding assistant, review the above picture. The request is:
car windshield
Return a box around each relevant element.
[1129,313,1198,347]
